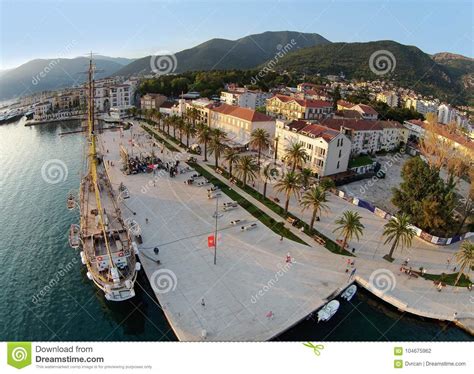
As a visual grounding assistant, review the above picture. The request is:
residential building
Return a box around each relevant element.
[404,97,437,115]
[109,84,132,108]
[33,102,52,120]
[266,94,333,121]
[220,88,271,109]
[376,91,398,107]
[351,104,378,120]
[140,93,167,110]
[275,119,351,177]
[320,118,408,155]
[210,103,275,147]
[185,98,214,125]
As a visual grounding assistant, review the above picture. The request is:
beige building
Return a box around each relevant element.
[141,93,167,110]
[376,91,399,107]
[210,103,275,147]
[275,119,351,177]
[266,94,333,121]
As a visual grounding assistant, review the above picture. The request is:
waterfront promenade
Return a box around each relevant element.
[100,124,474,340]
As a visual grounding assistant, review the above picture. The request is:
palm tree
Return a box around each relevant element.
[284,142,308,172]
[382,213,416,261]
[250,128,271,166]
[275,171,301,214]
[300,168,314,189]
[175,117,185,144]
[208,129,228,168]
[261,163,278,198]
[300,186,329,232]
[235,155,258,187]
[183,121,196,148]
[224,148,240,178]
[454,241,474,286]
[319,177,336,191]
[186,107,199,127]
[196,123,212,162]
[333,211,364,252]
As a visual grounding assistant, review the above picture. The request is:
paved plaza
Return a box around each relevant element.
[98,124,474,340]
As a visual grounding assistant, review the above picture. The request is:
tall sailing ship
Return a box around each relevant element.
[68,56,140,301]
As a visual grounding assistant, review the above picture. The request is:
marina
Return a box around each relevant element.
[0,118,471,342]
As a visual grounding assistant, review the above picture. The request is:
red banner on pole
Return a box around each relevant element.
[207,235,215,248]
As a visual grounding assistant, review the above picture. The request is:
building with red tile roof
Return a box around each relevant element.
[275,119,351,177]
[210,103,276,147]
[266,94,333,121]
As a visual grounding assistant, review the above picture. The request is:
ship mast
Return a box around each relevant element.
[87,54,115,272]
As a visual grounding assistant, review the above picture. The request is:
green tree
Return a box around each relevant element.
[319,177,336,191]
[382,213,416,261]
[299,168,314,189]
[454,241,474,286]
[196,123,212,162]
[275,172,301,214]
[224,148,240,178]
[392,157,456,236]
[183,121,196,148]
[283,142,308,172]
[208,129,228,168]
[261,163,278,198]
[300,186,329,232]
[235,155,258,187]
[333,211,364,251]
[250,128,271,166]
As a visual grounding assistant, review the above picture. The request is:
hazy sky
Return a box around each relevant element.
[0,0,472,69]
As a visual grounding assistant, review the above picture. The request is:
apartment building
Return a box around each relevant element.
[185,98,214,125]
[376,91,399,107]
[220,88,271,109]
[320,118,408,156]
[210,103,275,147]
[275,119,351,177]
[266,94,333,121]
[140,93,167,110]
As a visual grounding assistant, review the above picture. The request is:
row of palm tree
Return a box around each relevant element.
[141,110,473,286]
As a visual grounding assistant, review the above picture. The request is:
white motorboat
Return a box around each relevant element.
[317,300,340,322]
[341,285,357,301]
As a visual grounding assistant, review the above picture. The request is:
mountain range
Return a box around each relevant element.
[0,31,472,105]
[0,56,133,100]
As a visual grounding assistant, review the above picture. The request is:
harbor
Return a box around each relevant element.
[0,119,471,342]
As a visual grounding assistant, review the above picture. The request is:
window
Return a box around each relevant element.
[338,149,342,158]
[337,161,340,169]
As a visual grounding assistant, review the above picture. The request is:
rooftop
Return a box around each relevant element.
[211,103,273,122]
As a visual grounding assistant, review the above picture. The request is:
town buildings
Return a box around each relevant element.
[266,94,333,121]
[209,103,275,147]
[220,87,271,109]
[275,119,351,177]
[140,93,167,110]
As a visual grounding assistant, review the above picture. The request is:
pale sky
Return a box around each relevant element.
[0,0,472,70]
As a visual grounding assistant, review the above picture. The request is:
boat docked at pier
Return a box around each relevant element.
[71,55,140,301]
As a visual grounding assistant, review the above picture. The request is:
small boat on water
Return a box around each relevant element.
[68,224,81,249]
[317,300,340,322]
[341,285,357,301]
[67,192,76,210]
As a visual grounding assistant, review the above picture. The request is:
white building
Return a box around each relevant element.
[320,118,408,156]
[275,119,351,177]
[220,88,271,109]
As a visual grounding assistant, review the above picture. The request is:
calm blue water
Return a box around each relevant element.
[0,120,471,341]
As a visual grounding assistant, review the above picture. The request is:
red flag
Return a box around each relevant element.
[207,235,215,248]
